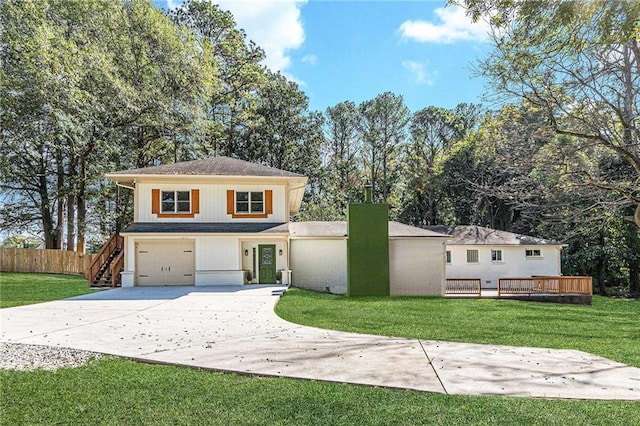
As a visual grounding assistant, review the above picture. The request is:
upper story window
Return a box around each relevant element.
[162,191,191,213]
[525,249,542,258]
[446,250,451,264]
[236,191,264,214]
[466,249,479,263]
[491,249,503,262]
[226,189,273,219]
[151,189,199,218]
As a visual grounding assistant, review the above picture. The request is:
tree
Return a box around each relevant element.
[1,0,216,249]
[170,0,266,158]
[319,101,362,217]
[357,92,410,204]
[457,0,640,229]
[398,106,469,226]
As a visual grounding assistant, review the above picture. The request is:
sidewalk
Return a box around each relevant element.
[1,286,638,400]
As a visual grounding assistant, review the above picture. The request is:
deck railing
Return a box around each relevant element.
[445,278,482,296]
[498,276,592,296]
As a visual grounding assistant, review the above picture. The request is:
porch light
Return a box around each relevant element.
[244,249,249,256]
[279,249,283,256]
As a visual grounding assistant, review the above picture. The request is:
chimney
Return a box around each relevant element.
[364,184,372,203]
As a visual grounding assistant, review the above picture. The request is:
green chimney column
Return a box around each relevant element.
[347,197,390,296]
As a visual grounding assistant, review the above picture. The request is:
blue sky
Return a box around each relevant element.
[155,1,492,113]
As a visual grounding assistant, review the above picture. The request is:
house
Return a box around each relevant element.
[289,221,448,295]
[425,225,565,289]
[105,156,449,295]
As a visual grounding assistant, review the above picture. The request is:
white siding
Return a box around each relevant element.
[197,237,240,270]
[290,239,347,294]
[120,235,288,287]
[446,245,563,289]
[390,239,446,296]
[136,183,287,223]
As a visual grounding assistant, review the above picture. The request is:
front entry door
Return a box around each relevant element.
[258,244,276,284]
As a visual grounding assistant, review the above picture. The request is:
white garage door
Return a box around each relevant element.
[136,240,195,286]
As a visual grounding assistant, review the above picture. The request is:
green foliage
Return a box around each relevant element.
[1,235,42,248]
[3,357,638,425]
[0,272,93,308]
[277,288,640,368]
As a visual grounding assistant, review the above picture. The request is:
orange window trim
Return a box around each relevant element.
[227,189,273,218]
[152,188,199,218]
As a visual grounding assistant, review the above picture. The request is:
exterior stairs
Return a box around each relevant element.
[87,233,124,288]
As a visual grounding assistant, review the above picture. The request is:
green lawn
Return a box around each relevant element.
[0,272,95,308]
[1,274,638,424]
[275,289,640,368]
[1,357,638,425]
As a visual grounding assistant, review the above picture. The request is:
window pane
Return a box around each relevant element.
[446,251,451,263]
[251,202,264,213]
[162,191,175,202]
[236,202,249,212]
[467,250,479,263]
[526,249,541,257]
[236,192,249,202]
[177,201,190,212]
[251,191,263,201]
[491,250,502,261]
[162,202,174,212]
[177,191,190,201]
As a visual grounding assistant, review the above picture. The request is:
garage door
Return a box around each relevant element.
[136,240,195,286]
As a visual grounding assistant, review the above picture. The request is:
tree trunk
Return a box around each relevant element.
[596,230,608,296]
[38,173,56,249]
[55,146,65,249]
[625,219,640,297]
[66,194,75,251]
[76,158,87,254]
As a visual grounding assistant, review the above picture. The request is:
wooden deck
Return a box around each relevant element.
[445,276,593,305]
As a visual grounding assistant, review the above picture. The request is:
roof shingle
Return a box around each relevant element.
[424,225,563,245]
[109,156,304,178]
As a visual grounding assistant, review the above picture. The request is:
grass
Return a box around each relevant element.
[0,272,95,308]
[275,289,640,368]
[1,274,638,424]
[1,357,639,425]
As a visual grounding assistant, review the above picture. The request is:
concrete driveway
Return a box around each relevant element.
[1,285,639,400]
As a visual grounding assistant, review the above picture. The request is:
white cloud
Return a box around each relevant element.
[217,0,306,72]
[402,61,438,86]
[301,54,318,66]
[398,5,489,44]
[166,0,182,10]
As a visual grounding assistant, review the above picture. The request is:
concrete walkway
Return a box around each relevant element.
[1,286,639,400]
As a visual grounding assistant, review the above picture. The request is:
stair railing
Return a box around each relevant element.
[87,233,124,286]
[110,250,125,287]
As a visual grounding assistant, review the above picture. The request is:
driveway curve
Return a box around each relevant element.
[1,285,639,400]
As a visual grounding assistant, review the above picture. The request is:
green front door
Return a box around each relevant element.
[258,245,276,284]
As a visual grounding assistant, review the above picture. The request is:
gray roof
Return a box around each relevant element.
[123,222,288,234]
[289,221,450,238]
[122,221,450,238]
[424,225,563,245]
[109,156,305,178]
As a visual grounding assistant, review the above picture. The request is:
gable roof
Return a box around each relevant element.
[424,225,563,245]
[289,221,450,238]
[108,156,305,178]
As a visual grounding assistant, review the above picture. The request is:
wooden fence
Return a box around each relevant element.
[498,276,592,296]
[0,248,95,277]
[445,278,482,296]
